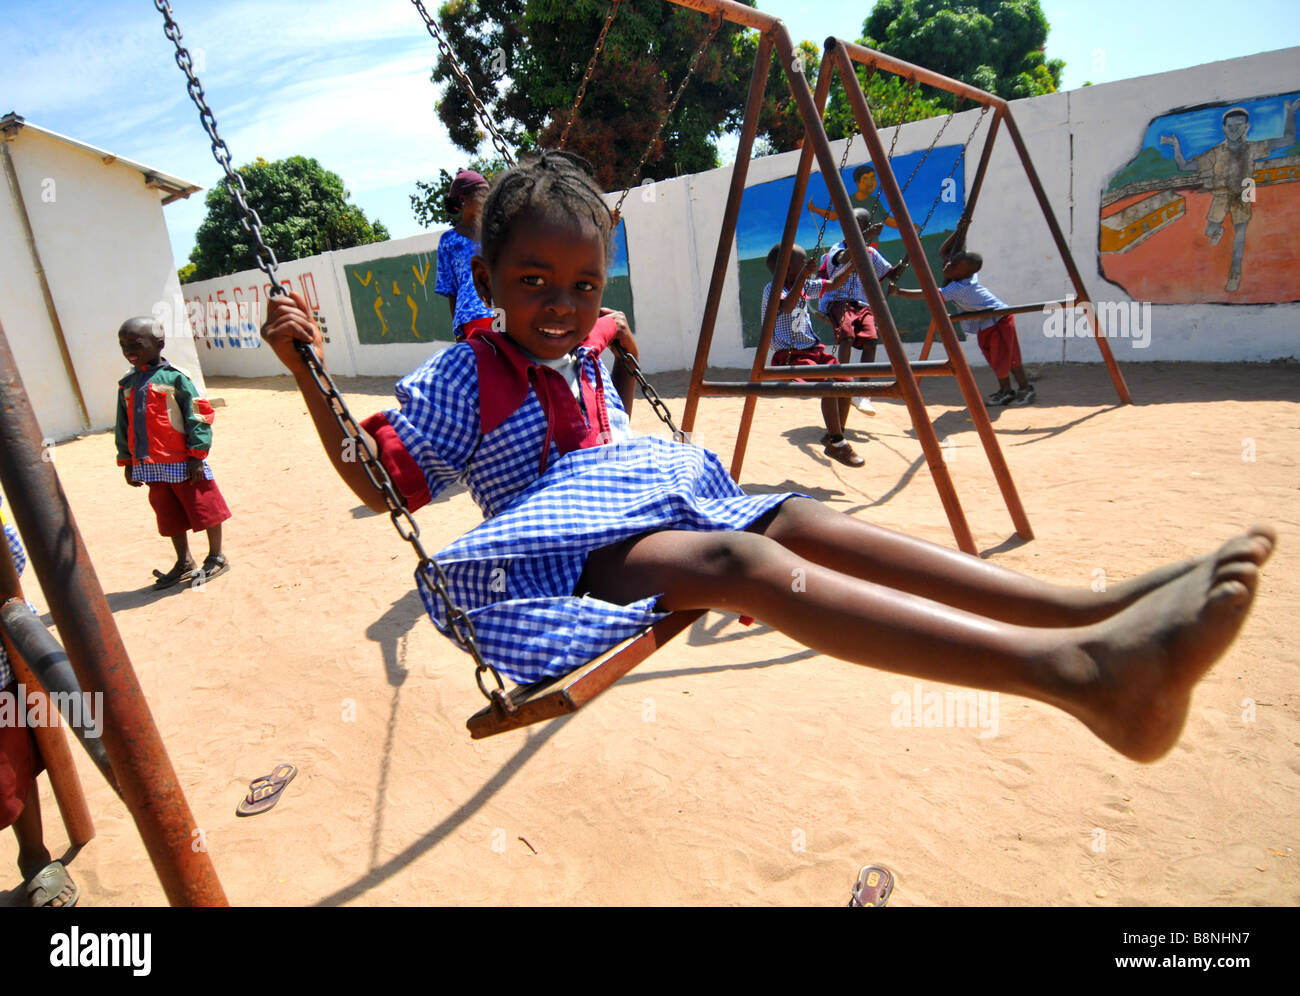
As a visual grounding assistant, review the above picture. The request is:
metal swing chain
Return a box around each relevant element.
[153,0,280,287]
[411,0,516,166]
[857,72,915,228]
[609,343,686,441]
[814,63,876,249]
[914,104,990,238]
[559,0,624,149]
[156,0,511,711]
[894,98,961,200]
[612,13,723,217]
[892,104,991,284]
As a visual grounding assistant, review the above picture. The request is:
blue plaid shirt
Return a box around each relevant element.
[820,243,893,310]
[131,461,214,484]
[760,278,826,351]
[380,340,791,684]
[940,275,1007,333]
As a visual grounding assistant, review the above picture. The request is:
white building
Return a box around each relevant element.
[0,113,204,441]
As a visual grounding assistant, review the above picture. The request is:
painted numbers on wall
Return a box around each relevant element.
[186,272,328,349]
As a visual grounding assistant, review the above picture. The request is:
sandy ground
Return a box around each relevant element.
[1,358,1297,907]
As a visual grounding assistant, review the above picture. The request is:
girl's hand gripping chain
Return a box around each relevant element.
[261,291,324,372]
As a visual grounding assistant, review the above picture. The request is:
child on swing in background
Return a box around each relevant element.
[436,168,496,342]
[891,229,1034,406]
[761,242,862,467]
[818,207,905,418]
[262,150,1272,765]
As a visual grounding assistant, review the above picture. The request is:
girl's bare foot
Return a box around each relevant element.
[1071,525,1275,624]
[1048,527,1273,761]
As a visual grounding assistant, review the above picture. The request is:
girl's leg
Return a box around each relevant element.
[580,526,1266,762]
[755,498,1274,626]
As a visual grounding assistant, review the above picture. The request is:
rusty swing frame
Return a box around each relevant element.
[674,0,1131,556]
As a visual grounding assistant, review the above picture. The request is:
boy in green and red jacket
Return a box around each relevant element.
[116,317,231,589]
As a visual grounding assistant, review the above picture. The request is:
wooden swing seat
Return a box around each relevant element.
[466,610,704,738]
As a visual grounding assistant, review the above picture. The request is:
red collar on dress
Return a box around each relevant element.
[467,315,619,474]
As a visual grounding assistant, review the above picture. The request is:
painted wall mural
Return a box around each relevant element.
[344,221,634,345]
[736,146,967,346]
[1100,93,1300,304]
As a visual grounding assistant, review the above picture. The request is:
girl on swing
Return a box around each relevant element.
[262,151,1272,763]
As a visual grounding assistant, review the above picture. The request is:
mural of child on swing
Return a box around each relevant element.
[737,146,966,348]
[1099,93,1300,304]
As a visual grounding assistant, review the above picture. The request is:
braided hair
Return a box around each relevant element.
[480,150,614,268]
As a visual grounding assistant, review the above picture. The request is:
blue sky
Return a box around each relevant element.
[3,0,1297,267]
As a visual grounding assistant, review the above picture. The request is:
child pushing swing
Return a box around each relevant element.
[262,150,1272,764]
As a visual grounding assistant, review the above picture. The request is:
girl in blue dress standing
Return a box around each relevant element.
[263,151,1271,763]
[436,168,495,341]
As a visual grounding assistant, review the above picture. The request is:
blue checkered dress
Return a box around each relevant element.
[383,342,794,684]
[820,243,894,310]
[131,462,214,484]
[761,278,825,351]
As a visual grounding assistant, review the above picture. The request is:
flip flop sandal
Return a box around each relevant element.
[27,861,80,908]
[847,864,895,907]
[236,763,297,817]
[195,554,231,584]
[152,562,196,590]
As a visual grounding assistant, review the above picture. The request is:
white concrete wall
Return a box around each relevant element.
[0,128,206,441]
[183,45,1300,382]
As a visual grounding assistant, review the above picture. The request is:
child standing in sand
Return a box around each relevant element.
[116,318,231,589]
[262,150,1270,764]
[436,168,495,342]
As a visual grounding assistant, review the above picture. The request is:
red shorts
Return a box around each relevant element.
[771,345,850,383]
[826,301,877,348]
[977,314,1022,380]
[147,479,232,537]
[0,683,43,830]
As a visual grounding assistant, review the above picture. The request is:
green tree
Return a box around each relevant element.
[177,262,197,284]
[860,0,1065,102]
[430,0,759,190]
[741,35,947,158]
[410,155,510,228]
[187,156,388,280]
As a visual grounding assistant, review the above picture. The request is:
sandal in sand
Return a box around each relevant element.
[847,864,894,907]
[27,861,80,908]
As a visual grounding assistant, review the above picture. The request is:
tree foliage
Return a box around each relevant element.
[410,155,510,228]
[188,156,388,281]
[751,41,949,157]
[861,0,1064,101]
[754,1,1064,157]
[430,0,759,191]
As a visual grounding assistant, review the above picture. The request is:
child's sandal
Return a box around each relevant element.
[194,554,231,583]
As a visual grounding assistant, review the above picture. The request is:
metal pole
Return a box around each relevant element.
[998,111,1132,404]
[833,39,1008,110]
[667,0,778,31]
[0,552,95,848]
[727,46,836,480]
[831,40,1033,543]
[0,320,228,907]
[681,30,773,440]
[960,108,1002,235]
[781,37,977,553]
